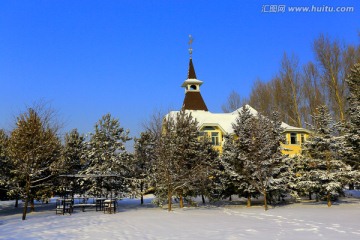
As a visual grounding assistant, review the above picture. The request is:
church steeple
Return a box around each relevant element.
[181,35,208,111]
[188,58,197,79]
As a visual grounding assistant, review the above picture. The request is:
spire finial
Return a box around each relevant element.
[188,34,193,59]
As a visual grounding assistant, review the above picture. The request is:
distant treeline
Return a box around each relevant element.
[223,34,360,128]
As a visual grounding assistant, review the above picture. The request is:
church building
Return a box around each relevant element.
[165,40,309,156]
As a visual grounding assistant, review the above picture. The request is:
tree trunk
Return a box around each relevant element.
[263,189,268,211]
[202,195,205,204]
[326,151,332,207]
[140,182,144,205]
[349,183,355,190]
[229,195,232,201]
[308,192,312,200]
[167,190,172,212]
[22,177,31,220]
[247,195,251,208]
[179,192,184,208]
[327,191,332,207]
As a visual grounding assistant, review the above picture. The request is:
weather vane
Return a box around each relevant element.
[188,34,194,58]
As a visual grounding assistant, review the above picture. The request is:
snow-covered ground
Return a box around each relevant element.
[1,194,360,240]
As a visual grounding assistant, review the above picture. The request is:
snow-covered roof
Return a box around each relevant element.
[165,104,309,134]
[181,79,203,88]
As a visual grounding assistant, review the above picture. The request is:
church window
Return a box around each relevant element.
[290,133,297,144]
[301,134,305,144]
[211,132,220,146]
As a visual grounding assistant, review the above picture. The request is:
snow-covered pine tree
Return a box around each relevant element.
[81,113,132,197]
[214,135,239,201]
[154,110,210,210]
[131,131,156,204]
[253,112,289,210]
[193,135,219,204]
[223,106,288,210]
[344,63,360,188]
[301,105,352,206]
[285,155,308,201]
[8,108,62,220]
[0,129,23,206]
[62,129,86,175]
[266,110,291,204]
[0,129,11,200]
[221,106,259,207]
[55,129,87,196]
[153,114,177,210]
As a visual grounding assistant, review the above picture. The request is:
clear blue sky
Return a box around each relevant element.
[1,0,359,144]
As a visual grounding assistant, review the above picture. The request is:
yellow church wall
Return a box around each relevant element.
[198,126,224,153]
[201,129,309,157]
[281,131,309,156]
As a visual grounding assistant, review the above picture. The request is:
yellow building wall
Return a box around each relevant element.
[198,126,223,153]
[203,130,309,157]
[281,131,309,156]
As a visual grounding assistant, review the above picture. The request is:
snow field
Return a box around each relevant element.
[1,195,360,240]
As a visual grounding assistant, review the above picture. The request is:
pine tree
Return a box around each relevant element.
[81,113,132,197]
[0,129,23,206]
[301,106,352,206]
[55,129,87,197]
[222,106,288,210]
[266,111,292,204]
[62,129,86,175]
[221,107,259,207]
[154,110,212,210]
[131,131,156,204]
[193,136,219,204]
[8,108,62,220]
[344,63,360,188]
[0,129,11,200]
[153,114,177,210]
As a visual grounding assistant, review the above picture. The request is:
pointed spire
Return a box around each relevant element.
[188,58,197,79]
[187,34,197,79]
[188,34,193,59]
[181,35,208,111]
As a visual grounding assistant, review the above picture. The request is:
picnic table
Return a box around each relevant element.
[55,197,118,215]
[72,197,96,212]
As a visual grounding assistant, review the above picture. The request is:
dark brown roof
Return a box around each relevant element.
[188,58,197,79]
[182,91,208,111]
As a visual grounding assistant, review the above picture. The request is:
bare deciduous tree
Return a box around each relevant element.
[141,108,167,140]
[221,90,248,113]
[302,62,326,125]
[279,53,303,127]
[314,34,347,122]
[249,79,273,117]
